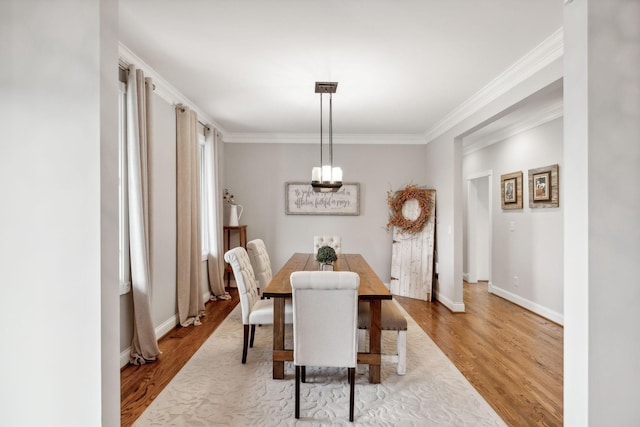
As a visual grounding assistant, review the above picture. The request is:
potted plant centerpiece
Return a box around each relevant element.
[316,245,338,271]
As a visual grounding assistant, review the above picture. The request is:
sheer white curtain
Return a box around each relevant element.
[205,127,230,300]
[127,65,161,364]
[176,105,205,326]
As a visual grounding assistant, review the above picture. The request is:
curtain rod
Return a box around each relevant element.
[177,104,211,130]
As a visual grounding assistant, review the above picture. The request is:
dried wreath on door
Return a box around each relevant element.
[386,184,434,234]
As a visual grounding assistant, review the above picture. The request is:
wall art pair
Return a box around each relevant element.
[501,164,559,210]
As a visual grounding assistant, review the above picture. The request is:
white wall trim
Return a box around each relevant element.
[488,282,564,325]
[434,290,466,313]
[466,170,494,181]
[119,43,225,133]
[463,100,564,155]
[119,314,179,368]
[425,28,564,143]
[224,132,427,145]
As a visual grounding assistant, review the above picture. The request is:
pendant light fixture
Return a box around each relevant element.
[311,81,343,193]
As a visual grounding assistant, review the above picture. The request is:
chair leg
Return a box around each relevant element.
[397,330,407,375]
[295,365,301,419]
[242,325,249,364]
[348,367,355,422]
[249,324,256,348]
[301,366,306,383]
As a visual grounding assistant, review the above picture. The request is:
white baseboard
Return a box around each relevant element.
[434,290,466,312]
[120,313,180,368]
[120,348,131,368]
[488,282,564,325]
[462,272,469,282]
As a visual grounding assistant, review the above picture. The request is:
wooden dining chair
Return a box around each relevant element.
[290,271,360,422]
[313,235,342,256]
[224,247,292,364]
[246,238,272,297]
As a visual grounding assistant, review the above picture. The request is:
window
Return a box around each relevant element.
[118,81,131,295]
[199,128,210,258]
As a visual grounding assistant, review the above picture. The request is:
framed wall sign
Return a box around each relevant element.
[529,164,559,208]
[500,171,523,210]
[285,182,360,215]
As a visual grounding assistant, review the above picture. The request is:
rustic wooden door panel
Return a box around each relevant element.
[389,190,435,301]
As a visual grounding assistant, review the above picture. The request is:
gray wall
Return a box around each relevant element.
[424,58,564,313]
[222,143,428,281]
[564,1,640,424]
[1,0,119,425]
[463,118,564,322]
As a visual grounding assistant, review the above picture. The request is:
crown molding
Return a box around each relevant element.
[224,133,427,144]
[425,27,564,143]
[463,100,564,156]
[118,43,226,133]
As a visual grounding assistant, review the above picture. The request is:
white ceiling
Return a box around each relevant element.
[119,0,563,143]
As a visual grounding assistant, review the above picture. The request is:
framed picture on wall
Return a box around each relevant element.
[532,171,551,201]
[503,177,517,204]
[285,182,360,215]
[501,171,523,210]
[528,164,559,208]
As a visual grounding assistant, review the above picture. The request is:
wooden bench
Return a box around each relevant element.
[357,300,407,375]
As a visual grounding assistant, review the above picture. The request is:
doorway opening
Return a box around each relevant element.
[465,172,492,285]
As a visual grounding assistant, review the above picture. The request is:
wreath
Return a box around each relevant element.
[386,184,434,234]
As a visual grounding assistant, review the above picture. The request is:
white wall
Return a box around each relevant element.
[423,136,465,311]
[475,176,490,280]
[424,57,564,313]
[463,118,564,323]
[0,0,118,425]
[149,94,178,328]
[223,143,428,281]
[464,174,490,282]
[564,1,640,425]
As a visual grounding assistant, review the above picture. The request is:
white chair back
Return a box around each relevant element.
[224,247,260,325]
[246,239,272,295]
[290,271,359,368]
[313,235,342,256]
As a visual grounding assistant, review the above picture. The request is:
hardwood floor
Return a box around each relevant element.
[120,289,240,427]
[121,282,563,426]
[395,282,563,426]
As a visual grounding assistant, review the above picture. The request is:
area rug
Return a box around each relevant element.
[134,302,506,426]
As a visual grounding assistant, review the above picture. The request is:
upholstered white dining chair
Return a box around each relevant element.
[246,238,272,297]
[290,271,360,422]
[357,300,407,375]
[313,235,342,256]
[224,247,293,364]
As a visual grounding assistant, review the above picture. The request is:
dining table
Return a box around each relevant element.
[262,252,392,384]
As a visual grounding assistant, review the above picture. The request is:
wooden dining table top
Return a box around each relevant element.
[262,253,392,300]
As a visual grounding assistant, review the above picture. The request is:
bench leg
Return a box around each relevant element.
[397,330,406,375]
[357,329,366,352]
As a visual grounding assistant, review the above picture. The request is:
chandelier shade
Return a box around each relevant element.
[311,82,343,193]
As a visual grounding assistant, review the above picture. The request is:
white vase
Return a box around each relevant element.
[319,262,334,271]
[229,204,243,226]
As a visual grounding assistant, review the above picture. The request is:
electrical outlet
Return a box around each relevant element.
[513,276,519,287]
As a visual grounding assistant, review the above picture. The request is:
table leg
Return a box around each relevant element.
[273,297,285,379]
[368,299,382,384]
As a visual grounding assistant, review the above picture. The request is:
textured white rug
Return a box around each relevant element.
[134,302,506,426]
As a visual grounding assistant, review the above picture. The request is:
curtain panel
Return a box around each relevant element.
[127,65,161,364]
[176,105,205,326]
[205,127,230,300]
